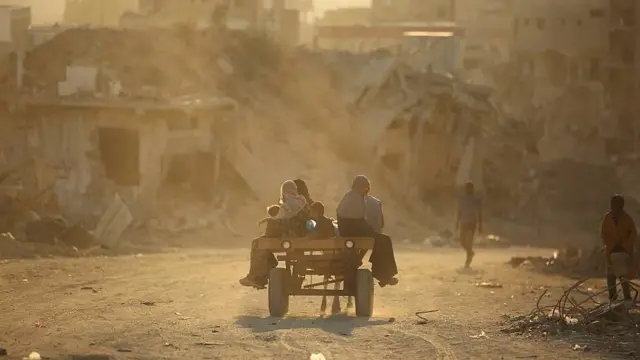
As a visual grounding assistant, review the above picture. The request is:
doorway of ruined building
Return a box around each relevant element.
[159,152,252,208]
[161,152,215,203]
[97,127,140,186]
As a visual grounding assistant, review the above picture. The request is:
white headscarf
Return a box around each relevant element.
[274,180,309,220]
[336,175,370,219]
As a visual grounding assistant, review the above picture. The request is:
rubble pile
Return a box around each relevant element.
[321,50,640,248]
[509,245,608,277]
[322,52,498,223]
[1,27,634,254]
[479,64,620,231]
[0,28,437,254]
[502,278,640,356]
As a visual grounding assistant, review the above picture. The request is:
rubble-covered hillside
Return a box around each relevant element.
[0,26,639,257]
[0,27,434,256]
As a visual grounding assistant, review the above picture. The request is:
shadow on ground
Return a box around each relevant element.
[235,314,389,336]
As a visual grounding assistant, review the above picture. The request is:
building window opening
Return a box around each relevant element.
[98,127,141,186]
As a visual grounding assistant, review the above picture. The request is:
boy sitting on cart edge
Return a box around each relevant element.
[258,205,283,237]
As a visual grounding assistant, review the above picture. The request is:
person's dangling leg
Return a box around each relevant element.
[340,217,398,286]
[240,238,273,288]
[371,233,398,286]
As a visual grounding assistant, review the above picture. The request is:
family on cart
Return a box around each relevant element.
[239,175,399,289]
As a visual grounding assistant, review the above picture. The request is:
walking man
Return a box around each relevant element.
[456,181,483,268]
[600,194,637,302]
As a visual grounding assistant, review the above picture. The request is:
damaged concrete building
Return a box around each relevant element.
[512,0,609,83]
[607,0,640,154]
[0,25,250,247]
[1,95,237,246]
[455,0,513,68]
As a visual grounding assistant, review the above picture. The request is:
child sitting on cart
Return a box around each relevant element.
[258,205,282,237]
[309,201,337,239]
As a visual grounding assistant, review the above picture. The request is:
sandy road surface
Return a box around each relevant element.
[0,247,614,359]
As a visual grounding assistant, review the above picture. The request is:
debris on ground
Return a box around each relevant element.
[572,344,588,351]
[476,282,503,289]
[470,331,489,339]
[502,278,640,356]
[415,310,439,324]
[424,231,510,249]
[509,246,606,277]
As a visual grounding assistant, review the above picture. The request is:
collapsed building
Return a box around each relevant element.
[0,3,637,253]
[321,34,640,248]
[333,54,494,214]
[0,27,270,248]
[0,26,422,251]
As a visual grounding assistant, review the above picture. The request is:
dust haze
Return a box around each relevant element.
[0,0,637,359]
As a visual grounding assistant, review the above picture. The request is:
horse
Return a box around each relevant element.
[319,275,353,314]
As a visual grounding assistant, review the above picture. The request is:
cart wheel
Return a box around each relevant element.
[268,267,289,317]
[355,269,374,317]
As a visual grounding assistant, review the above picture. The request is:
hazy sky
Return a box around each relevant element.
[0,0,373,24]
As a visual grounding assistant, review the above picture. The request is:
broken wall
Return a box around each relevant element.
[0,110,30,204]
[21,105,223,225]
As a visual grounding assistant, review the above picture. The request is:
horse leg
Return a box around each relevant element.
[320,275,328,313]
[331,280,341,314]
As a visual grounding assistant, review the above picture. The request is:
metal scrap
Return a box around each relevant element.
[502,278,640,337]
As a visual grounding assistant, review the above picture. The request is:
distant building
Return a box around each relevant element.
[455,0,513,68]
[315,22,464,73]
[370,0,454,24]
[607,0,640,152]
[64,0,137,26]
[0,0,63,24]
[317,7,371,26]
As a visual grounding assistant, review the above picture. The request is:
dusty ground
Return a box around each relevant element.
[0,245,625,360]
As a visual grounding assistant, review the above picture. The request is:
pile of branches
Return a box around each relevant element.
[502,278,640,336]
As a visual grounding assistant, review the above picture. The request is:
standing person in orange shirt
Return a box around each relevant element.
[600,194,638,301]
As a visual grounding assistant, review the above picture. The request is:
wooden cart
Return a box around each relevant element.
[256,237,375,317]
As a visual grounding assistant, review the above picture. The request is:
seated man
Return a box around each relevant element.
[309,201,337,239]
[336,175,398,287]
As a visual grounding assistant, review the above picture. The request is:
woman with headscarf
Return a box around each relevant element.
[240,180,311,288]
[337,175,399,287]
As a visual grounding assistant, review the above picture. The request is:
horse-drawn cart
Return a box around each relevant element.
[256,237,375,317]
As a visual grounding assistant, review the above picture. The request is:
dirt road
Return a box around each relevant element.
[0,247,614,359]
